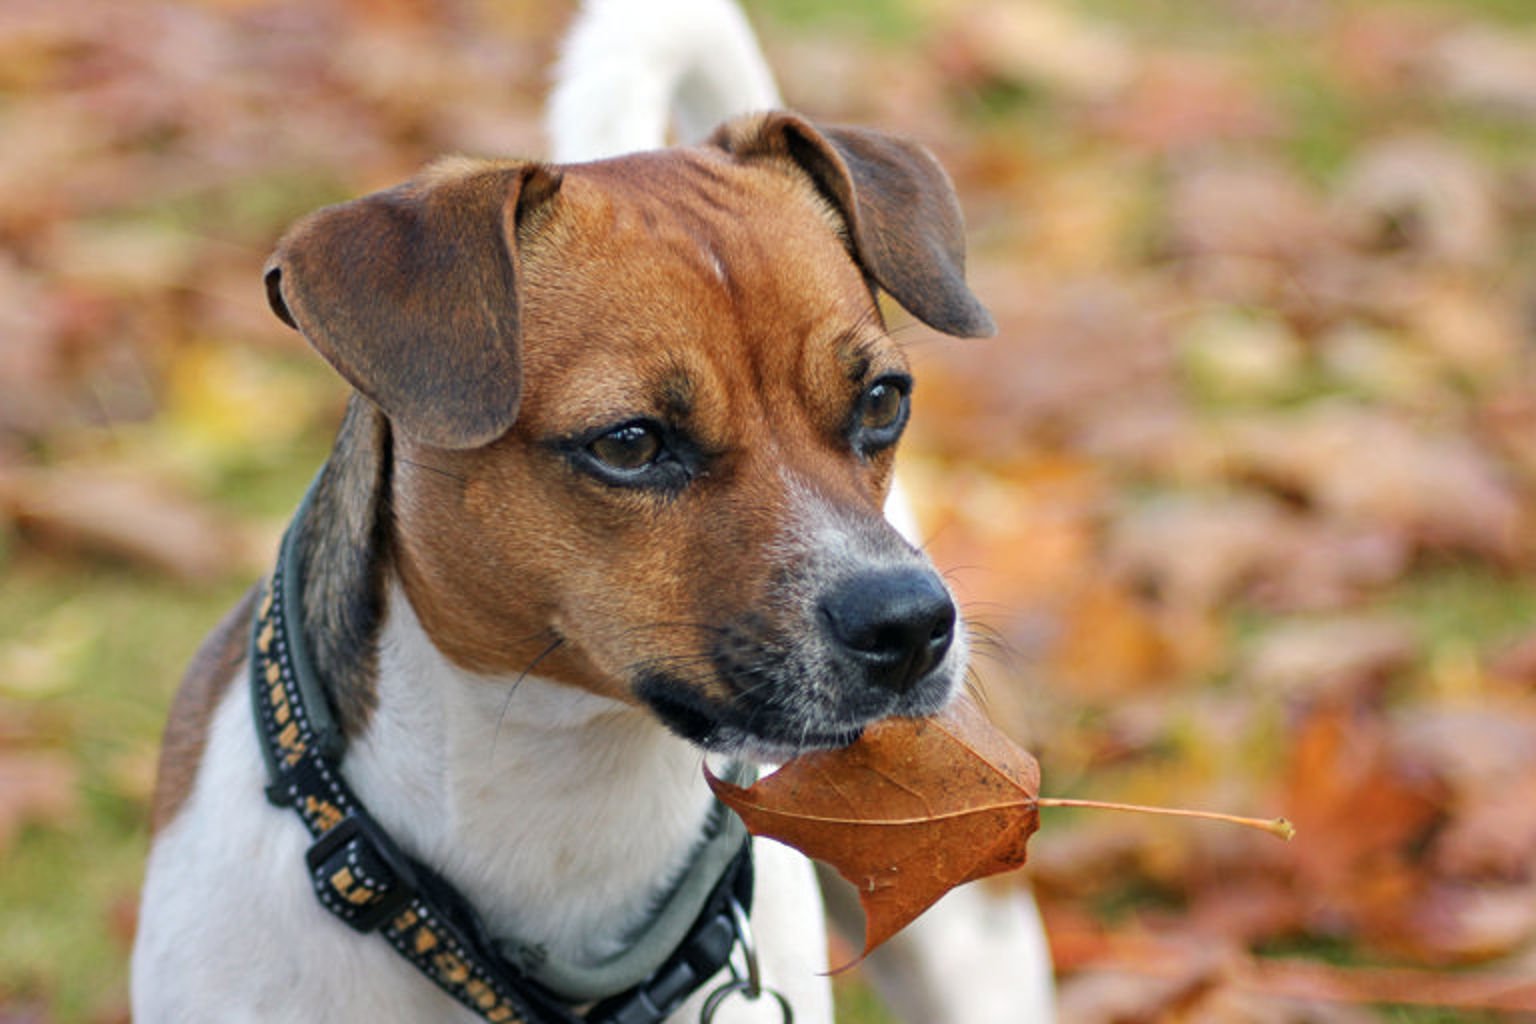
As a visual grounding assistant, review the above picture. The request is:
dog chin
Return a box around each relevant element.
[633,670,960,764]
[632,673,870,759]
[703,724,868,766]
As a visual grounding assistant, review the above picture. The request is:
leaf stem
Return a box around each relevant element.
[1037,797,1295,841]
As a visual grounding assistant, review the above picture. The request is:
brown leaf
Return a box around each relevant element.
[1108,491,1296,611]
[1089,56,1284,154]
[1219,404,1523,560]
[1429,25,1536,120]
[1281,703,1447,950]
[0,749,79,853]
[1336,138,1503,269]
[1045,579,1198,697]
[934,1,1135,104]
[1164,159,1332,263]
[1241,615,1417,702]
[705,693,1040,962]
[1407,880,1536,964]
[0,465,243,584]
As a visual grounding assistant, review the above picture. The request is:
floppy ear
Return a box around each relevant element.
[711,112,995,338]
[264,162,564,449]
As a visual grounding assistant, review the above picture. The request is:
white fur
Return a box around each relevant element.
[548,0,780,161]
[137,2,1053,1021]
[133,591,831,1022]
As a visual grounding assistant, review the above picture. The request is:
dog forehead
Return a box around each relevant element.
[547,149,850,283]
[511,149,885,424]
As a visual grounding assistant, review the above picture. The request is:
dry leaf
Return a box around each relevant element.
[1164,158,1332,263]
[1090,55,1283,153]
[0,465,240,583]
[935,0,1135,104]
[0,749,79,853]
[1108,491,1297,610]
[1429,25,1536,120]
[705,693,1040,962]
[1282,703,1446,949]
[1219,404,1523,560]
[1241,615,1417,701]
[1336,138,1502,268]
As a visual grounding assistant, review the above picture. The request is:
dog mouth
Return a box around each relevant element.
[642,681,872,761]
[633,658,953,763]
[635,675,870,761]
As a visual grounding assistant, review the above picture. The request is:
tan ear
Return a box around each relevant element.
[264,162,563,449]
[711,113,995,339]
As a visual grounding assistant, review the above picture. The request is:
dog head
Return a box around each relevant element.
[265,113,992,761]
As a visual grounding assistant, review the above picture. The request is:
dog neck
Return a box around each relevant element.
[292,398,720,969]
[347,588,718,968]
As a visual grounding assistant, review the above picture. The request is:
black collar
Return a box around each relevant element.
[250,501,755,1024]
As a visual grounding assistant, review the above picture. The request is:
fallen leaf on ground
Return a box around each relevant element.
[1428,25,1536,120]
[0,464,241,583]
[706,693,1041,963]
[1336,137,1502,268]
[1241,615,1417,701]
[1087,54,1283,153]
[1282,702,1446,949]
[934,0,1135,104]
[1219,403,1523,559]
[0,749,79,853]
[1050,917,1536,1015]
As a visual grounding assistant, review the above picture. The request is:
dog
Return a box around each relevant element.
[132,1,1054,1020]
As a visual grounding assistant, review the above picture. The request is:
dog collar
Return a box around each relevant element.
[250,491,759,1024]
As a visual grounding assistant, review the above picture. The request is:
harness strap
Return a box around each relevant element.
[249,507,754,1024]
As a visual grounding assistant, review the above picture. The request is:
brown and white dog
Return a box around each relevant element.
[132,1,1053,1020]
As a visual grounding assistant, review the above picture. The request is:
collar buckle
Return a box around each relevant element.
[305,810,420,934]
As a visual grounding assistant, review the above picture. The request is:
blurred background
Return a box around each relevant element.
[3,0,1536,1020]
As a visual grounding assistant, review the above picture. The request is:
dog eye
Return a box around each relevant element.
[860,381,905,431]
[588,423,663,472]
[851,376,911,454]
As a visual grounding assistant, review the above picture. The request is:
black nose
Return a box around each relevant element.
[819,568,957,694]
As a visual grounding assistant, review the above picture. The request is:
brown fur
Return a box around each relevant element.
[390,149,909,700]
[153,114,990,826]
[150,402,397,835]
[149,585,258,833]
[295,397,394,737]
[712,114,995,339]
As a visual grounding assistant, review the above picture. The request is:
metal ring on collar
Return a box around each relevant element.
[697,898,792,1022]
[699,979,793,1024]
[726,899,760,998]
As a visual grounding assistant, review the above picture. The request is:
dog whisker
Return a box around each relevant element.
[963,620,1015,663]
[491,634,566,766]
[962,672,991,712]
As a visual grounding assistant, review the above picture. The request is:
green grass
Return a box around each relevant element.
[1385,0,1536,24]
[0,556,251,1020]
[1383,561,1536,656]
[835,976,901,1023]
[754,0,923,41]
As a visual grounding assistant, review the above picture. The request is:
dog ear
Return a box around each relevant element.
[711,113,995,339]
[264,162,563,449]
